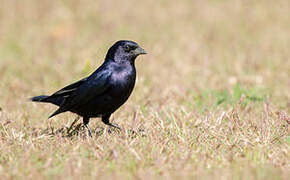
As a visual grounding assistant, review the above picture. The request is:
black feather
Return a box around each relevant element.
[30,40,146,135]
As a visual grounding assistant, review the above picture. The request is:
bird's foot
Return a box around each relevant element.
[107,123,122,134]
[67,116,80,134]
[84,124,93,137]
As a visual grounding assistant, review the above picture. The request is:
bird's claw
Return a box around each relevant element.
[107,123,122,133]
[84,124,93,137]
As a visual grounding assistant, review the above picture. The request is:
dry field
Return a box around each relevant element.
[0,0,289,179]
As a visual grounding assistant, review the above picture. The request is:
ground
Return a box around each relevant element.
[0,0,289,179]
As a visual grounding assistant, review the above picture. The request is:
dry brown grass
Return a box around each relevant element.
[0,0,289,179]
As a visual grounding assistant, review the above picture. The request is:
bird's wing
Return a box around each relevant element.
[60,70,112,110]
[48,77,88,99]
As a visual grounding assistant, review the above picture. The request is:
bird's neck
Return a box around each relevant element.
[119,59,136,69]
[105,56,136,66]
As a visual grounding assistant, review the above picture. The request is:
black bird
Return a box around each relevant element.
[31,40,146,136]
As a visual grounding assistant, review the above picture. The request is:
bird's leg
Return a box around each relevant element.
[83,117,92,137]
[102,114,121,131]
[67,116,80,133]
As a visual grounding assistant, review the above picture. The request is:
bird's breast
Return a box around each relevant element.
[111,72,135,92]
[109,68,136,98]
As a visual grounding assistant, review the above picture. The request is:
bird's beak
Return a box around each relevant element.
[135,47,147,55]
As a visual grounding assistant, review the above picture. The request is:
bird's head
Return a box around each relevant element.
[105,40,147,63]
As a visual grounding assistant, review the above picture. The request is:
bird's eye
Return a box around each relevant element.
[124,45,131,52]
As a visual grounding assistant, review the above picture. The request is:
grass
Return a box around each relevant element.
[0,0,289,179]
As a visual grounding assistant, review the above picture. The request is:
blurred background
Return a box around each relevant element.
[1,0,289,112]
[0,0,289,112]
[0,0,289,179]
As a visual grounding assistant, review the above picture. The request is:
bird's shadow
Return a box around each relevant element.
[39,123,146,139]
[40,123,105,138]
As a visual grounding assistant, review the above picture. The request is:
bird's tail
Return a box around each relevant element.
[30,95,49,102]
[30,95,65,118]
[48,108,63,119]
[30,95,64,106]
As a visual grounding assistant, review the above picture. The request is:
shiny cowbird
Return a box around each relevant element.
[31,40,146,136]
